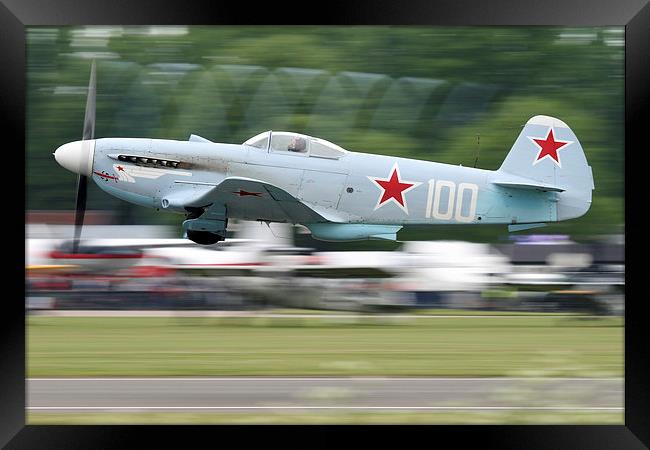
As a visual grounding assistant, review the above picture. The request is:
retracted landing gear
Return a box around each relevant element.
[182,204,228,245]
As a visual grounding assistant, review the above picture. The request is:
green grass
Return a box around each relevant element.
[260,308,579,316]
[27,315,623,377]
[27,410,623,425]
[410,308,586,316]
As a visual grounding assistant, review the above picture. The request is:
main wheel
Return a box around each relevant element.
[187,230,224,245]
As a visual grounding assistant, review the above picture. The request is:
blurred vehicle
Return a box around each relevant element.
[393,241,511,308]
[25,221,278,274]
[26,219,623,314]
[47,240,145,272]
[240,240,511,311]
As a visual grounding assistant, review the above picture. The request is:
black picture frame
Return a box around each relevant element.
[5,0,648,448]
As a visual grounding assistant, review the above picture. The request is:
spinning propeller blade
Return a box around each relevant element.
[72,61,96,253]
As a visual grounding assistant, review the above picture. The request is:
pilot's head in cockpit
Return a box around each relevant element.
[288,136,307,153]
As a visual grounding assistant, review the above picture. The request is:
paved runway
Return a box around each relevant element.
[28,377,623,412]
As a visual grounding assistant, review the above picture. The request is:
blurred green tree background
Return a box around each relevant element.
[26,26,623,243]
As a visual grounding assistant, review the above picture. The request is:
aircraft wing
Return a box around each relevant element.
[190,177,332,224]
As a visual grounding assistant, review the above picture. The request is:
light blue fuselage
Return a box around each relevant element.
[92,137,557,228]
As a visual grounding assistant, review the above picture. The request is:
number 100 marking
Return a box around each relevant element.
[425,179,478,222]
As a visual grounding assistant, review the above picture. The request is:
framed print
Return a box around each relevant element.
[4,0,649,448]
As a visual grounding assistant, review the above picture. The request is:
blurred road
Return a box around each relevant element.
[28,377,622,411]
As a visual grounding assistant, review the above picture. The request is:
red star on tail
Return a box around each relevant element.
[528,128,572,167]
[368,164,420,214]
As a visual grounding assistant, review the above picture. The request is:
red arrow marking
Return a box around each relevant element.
[93,171,118,180]
[233,189,262,197]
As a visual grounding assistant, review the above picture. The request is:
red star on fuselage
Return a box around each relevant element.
[368,164,420,214]
[528,128,572,167]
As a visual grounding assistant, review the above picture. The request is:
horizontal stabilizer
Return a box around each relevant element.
[493,180,565,192]
[508,223,547,232]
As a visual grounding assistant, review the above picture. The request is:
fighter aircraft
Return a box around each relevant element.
[53,63,595,247]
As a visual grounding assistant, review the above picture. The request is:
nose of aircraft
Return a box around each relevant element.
[54,140,95,176]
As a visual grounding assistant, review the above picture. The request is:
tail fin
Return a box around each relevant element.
[497,115,594,221]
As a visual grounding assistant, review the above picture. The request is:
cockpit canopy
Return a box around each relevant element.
[243,131,347,160]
